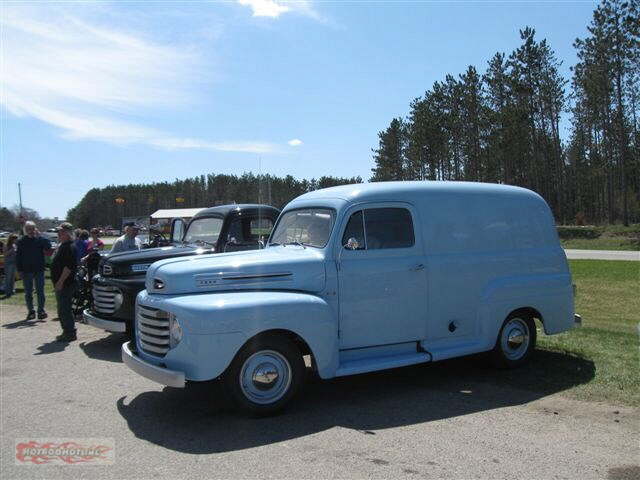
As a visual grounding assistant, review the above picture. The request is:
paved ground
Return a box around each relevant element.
[1,303,638,479]
[564,249,639,261]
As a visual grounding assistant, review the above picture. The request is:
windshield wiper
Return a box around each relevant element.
[194,239,216,247]
[283,241,306,247]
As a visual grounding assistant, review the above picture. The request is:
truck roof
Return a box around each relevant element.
[294,181,542,204]
[193,204,280,219]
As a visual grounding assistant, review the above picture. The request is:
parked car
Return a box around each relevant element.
[84,204,280,335]
[122,182,581,415]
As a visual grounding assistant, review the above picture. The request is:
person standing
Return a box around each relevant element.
[73,229,89,262]
[83,228,104,279]
[51,223,78,342]
[86,228,104,251]
[110,222,142,253]
[2,233,19,298]
[16,221,52,320]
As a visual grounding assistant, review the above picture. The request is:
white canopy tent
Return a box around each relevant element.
[150,208,206,220]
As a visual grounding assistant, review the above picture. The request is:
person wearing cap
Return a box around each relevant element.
[51,223,78,342]
[110,222,142,254]
[16,220,52,320]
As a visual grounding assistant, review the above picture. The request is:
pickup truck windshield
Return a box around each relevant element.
[270,208,334,248]
[183,217,223,246]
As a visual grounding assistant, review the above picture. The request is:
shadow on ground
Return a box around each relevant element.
[117,349,594,454]
[3,318,46,329]
[34,339,70,355]
[79,333,128,363]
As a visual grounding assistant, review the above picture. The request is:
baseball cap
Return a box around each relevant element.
[123,222,141,229]
[56,222,74,232]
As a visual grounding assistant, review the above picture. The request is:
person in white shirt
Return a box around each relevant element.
[110,223,142,253]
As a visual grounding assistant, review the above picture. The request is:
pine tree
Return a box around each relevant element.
[370,118,408,181]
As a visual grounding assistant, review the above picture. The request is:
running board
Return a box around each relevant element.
[334,352,431,378]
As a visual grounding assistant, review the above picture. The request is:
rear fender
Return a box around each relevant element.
[479,274,574,348]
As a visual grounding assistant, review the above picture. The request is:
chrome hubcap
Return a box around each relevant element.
[252,362,280,390]
[501,318,530,361]
[240,350,291,404]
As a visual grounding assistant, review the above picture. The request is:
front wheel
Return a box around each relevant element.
[491,313,536,368]
[223,335,305,416]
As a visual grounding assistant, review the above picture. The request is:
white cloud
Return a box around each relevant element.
[238,0,290,18]
[0,5,280,154]
[288,138,303,146]
[237,1,321,20]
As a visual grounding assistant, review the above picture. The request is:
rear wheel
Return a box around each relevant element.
[223,335,305,416]
[491,313,536,368]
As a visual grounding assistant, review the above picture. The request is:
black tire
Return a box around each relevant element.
[223,334,305,416]
[491,312,536,369]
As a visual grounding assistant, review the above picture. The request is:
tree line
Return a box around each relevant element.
[371,0,639,225]
[66,173,362,229]
[66,0,637,229]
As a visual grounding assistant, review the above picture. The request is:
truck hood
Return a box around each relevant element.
[145,245,326,295]
[103,245,213,275]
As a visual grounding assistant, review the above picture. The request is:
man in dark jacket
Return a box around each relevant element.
[51,223,78,341]
[16,221,52,320]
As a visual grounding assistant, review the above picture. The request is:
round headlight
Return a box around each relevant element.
[169,314,183,348]
[113,291,123,310]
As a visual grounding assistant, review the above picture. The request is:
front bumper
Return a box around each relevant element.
[83,309,127,333]
[121,341,185,388]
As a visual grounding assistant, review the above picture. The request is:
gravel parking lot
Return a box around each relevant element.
[1,303,638,479]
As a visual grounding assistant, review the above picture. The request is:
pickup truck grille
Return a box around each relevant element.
[92,285,120,314]
[137,305,170,357]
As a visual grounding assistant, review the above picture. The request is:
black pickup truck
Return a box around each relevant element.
[83,204,280,335]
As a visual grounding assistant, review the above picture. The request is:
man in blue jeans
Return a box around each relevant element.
[51,223,78,342]
[16,221,52,320]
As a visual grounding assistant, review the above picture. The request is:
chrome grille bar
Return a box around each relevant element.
[92,284,120,314]
[137,305,170,357]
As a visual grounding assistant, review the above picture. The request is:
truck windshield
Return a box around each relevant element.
[183,217,224,246]
[269,208,334,248]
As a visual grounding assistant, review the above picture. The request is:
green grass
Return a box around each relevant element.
[559,223,639,251]
[1,270,57,307]
[537,260,639,406]
[561,236,640,250]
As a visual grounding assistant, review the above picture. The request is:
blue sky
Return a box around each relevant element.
[1,0,598,218]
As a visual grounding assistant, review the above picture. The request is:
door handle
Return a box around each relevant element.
[410,263,425,271]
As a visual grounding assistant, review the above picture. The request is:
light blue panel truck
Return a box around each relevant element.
[122,181,581,415]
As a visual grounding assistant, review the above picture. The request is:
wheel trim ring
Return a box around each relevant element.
[500,317,530,361]
[239,350,292,405]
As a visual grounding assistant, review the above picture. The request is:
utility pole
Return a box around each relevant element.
[258,157,262,204]
[18,182,23,213]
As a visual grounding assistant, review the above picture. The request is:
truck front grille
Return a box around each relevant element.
[92,285,120,314]
[137,305,170,357]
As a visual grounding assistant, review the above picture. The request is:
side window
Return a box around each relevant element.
[364,208,414,249]
[227,217,274,246]
[226,218,243,242]
[171,218,185,243]
[342,211,365,249]
[250,218,274,239]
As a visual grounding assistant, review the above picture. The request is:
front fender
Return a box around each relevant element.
[138,290,339,380]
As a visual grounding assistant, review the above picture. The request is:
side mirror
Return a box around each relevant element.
[344,237,360,250]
